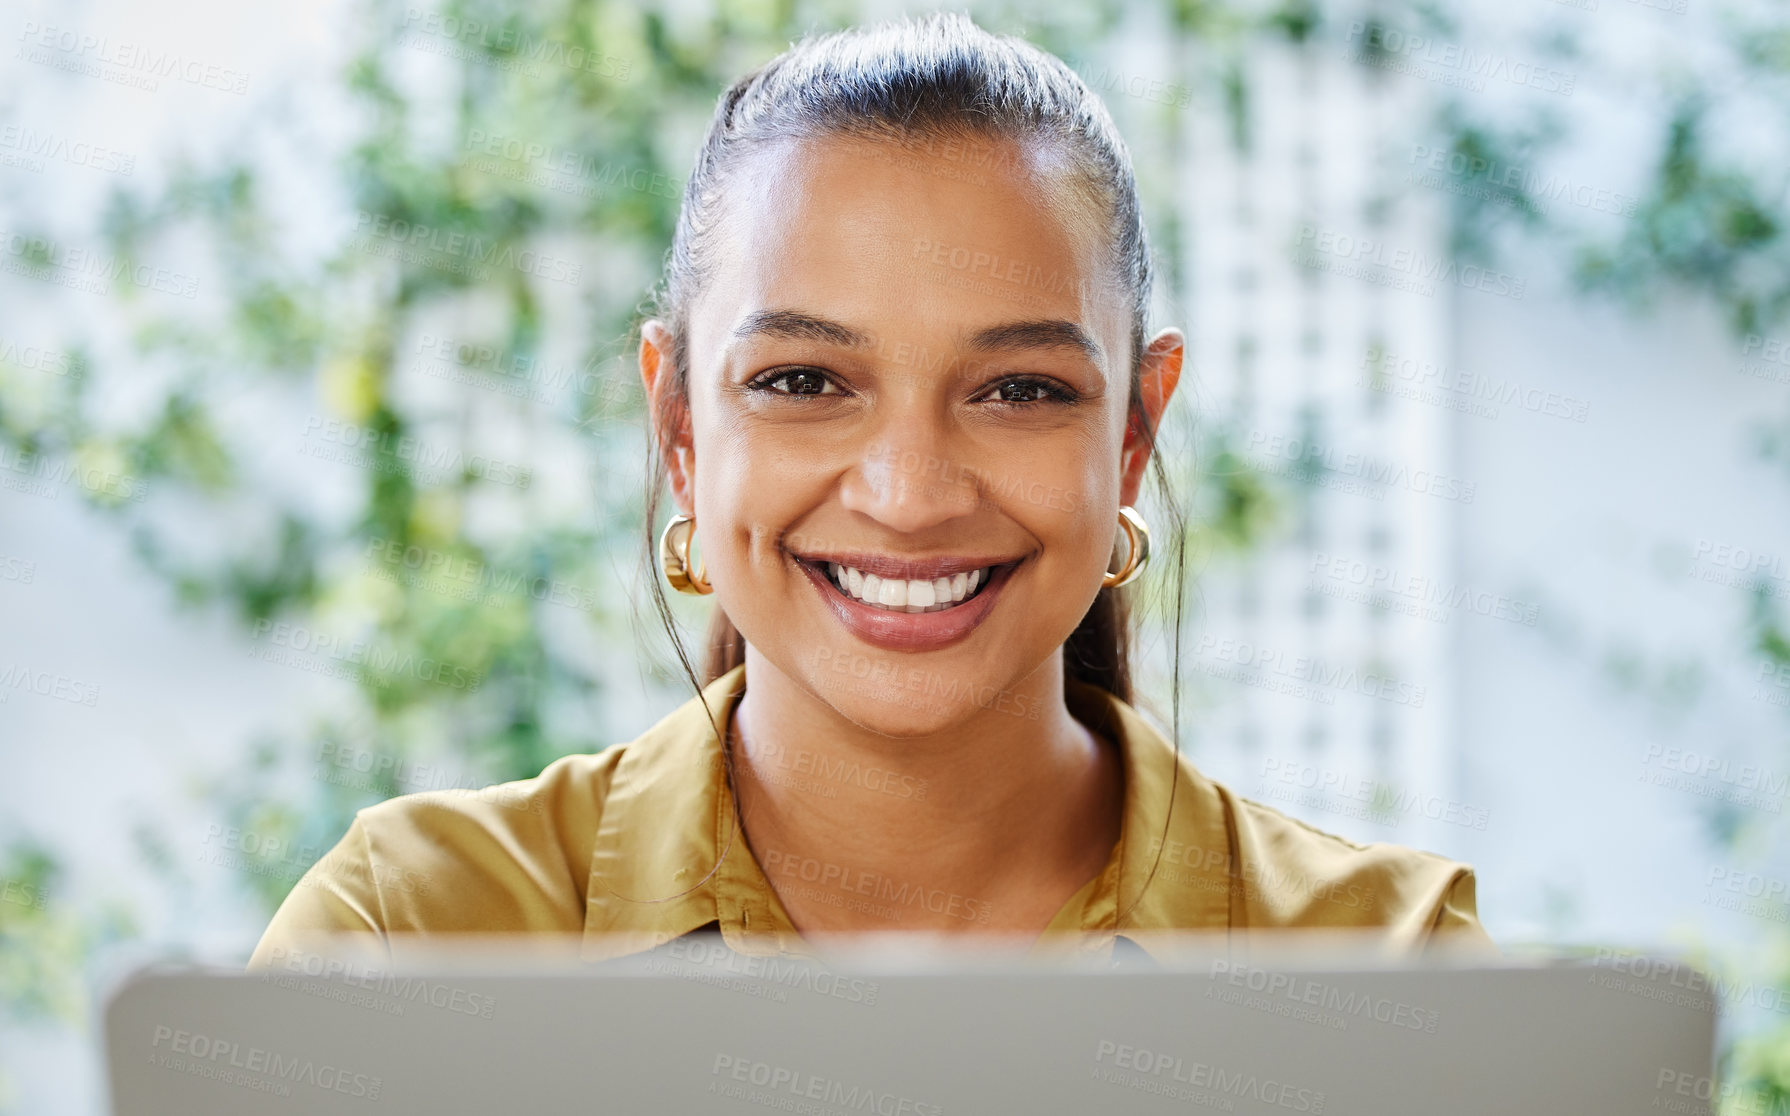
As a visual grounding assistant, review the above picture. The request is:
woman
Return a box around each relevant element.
[251,13,1491,968]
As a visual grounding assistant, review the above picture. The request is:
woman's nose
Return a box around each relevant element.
[837,431,982,535]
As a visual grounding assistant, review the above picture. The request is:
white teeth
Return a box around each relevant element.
[825,562,995,613]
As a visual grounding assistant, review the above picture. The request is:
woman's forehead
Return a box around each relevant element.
[735,132,1104,276]
[691,133,1129,366]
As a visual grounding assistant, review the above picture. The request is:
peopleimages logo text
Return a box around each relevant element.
[248,619,484,692]
[1094,1039,1327,1112]
[352,211,581,284]
[1293,225,1526,300]
[1345,21,1576,96]
[709,1055,941,1116]
[400,8,631,79]
[149,1027,381,1099]
[0,227,199,298]
[16,22,251,94]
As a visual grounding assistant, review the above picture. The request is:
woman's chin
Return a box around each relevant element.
[807,673,1042,740]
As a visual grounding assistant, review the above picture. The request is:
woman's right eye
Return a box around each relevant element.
[751,368,841,396]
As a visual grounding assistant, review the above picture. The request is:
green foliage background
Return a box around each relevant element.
[3,0,1790,1112]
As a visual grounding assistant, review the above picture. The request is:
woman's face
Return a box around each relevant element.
[642,132,1181,735]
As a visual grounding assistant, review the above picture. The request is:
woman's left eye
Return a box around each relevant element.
[752,368,841,396]
[976,377,1075,405]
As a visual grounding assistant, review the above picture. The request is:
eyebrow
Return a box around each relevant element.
[965,318,1102,362]
[732,310,1102,362]
[732,309,870,349]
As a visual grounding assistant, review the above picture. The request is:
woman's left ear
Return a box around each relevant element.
[1119,327,1185,506]
[639,318,697,513]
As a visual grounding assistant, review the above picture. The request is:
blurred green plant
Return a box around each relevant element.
[1578,100,1788,336]
[0,844,136,1108]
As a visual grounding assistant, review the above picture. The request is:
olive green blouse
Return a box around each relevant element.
[250,664,1493,967]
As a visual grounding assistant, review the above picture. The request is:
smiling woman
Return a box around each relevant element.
[249,12,1492,968]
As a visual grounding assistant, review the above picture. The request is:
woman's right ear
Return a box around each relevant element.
[639,319,696,513]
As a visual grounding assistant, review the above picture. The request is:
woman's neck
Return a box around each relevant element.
[728,644,1124,939]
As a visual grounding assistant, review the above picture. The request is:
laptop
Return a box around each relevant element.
[104,933,1720,1115]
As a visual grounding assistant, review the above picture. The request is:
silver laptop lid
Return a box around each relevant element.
[105,934,1719,1116]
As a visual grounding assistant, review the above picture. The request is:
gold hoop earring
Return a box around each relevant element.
[1102,506,1151,589]
[659,513,712,595]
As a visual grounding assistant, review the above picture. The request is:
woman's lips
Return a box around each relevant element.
[793,555,1017,652]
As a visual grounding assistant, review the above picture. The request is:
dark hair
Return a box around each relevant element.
[642,10,1186,719]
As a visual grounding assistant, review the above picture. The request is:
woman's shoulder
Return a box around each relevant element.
[1077,681,1494,952]
[1209,778,1494,953]
[248,747,630,967]
[352,746,626,862]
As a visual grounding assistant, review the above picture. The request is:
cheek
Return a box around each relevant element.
[1064,421,1122,510]
[1005,435,1121,569]
[1064,431,1127,573]
[693,421,826,584]
[1066,502,1121,582]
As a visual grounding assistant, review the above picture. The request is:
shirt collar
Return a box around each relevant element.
[581,663,1233,962]
[1059,676,1234,946]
